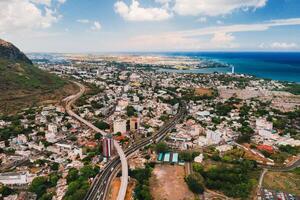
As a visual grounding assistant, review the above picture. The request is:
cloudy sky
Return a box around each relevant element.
[1,0,300,52]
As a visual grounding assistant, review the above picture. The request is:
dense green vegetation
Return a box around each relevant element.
[129,163,154,200]
[126,105,137,117]
[154,142,169,153]
[282,83,300,95]
[0,59,65,91]
[195,160,258,199]
[215,102,235,116]
[64,165,99,200]
[93,121,110,130]
[0,117,32,141]
[278,145,300,155]
[0,186,15,197]
[237,125,254,143]
[185,173,205,194]
[179,151,200,162]
[29,173,60,199]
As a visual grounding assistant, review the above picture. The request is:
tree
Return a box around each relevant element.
[29,176,49,197]
[126,106,136,117]
[94,121,110,130]
[66,168,79,184]
[40,193,53,200]
[154,142,169,153]
[80,165,97,179]
[185,173,205,194]
[179,151,193,162]
[0,186,14,197]
[50,162,59,171]
[192,163,204,175]
[94,133,102,140]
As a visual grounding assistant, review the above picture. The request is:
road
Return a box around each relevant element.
[258,169,268,189]
[84,99,187,200]
[64,81,128,200]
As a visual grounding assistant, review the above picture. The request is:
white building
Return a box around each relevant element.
[48,123,58,134]
[256,118,273,131]
[113,119,127,134]
[206,130,221,145]
[0,172,31,185]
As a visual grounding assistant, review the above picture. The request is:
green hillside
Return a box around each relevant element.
[0,39,76,114]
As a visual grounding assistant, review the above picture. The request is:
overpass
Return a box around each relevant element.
[64,81,128,200]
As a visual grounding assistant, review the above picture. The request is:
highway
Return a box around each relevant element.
[64,81,128,200]
[84,98,187,200]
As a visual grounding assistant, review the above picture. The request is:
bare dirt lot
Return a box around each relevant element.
[150,164,195,200]
[194,87,213,96]
[108,177,135,200]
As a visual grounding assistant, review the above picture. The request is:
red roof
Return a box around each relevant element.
[257,145,274,153]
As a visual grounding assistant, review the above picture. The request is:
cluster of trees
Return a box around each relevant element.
[185,173,205,194]
[154,142,169,153]
[201,160,257,198]
[272,117,288,130]
[0,119,31,142]
[29,173,60,199]
[283,83,300,95]
[279,145,300,155]
[94,121,110,130]
[0,186,15,198]
[90,100,104,109]
[159,114,169,122]
[64,165,99,200]
[237,125,254,143]
[126,106,137,117]
[215,102,235,116]
[179,151,200,162]
[129,163,154,200]
[82,146,103,164]
[158,96,180,106]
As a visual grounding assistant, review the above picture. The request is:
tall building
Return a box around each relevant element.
[102,135,115,158]
[113,119,127,134]
[206,130,221,145]
[130,117,139,132]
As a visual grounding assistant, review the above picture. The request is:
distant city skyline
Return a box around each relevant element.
[1,0,300,52]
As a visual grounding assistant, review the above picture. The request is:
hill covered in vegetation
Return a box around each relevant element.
[0,39,77,114]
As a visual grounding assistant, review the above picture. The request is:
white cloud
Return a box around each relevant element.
[197,17,207,23]
[216,20,223,25]
[155,0,172,8]
[30,0,52,6]
[77,19,90,24]
[271,42,298,49]
[127,17,300,50]
[30,0,67,6]
[211,32,237,47]
[259,42,267,48]
[91,21,102,31]
[114,0,172,21]
[173,0,267,16]
[57,0,66,4]
[76,19,102,31]
[0,0,61,33]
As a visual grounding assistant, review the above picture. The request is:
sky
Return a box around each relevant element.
[1,0,300,52]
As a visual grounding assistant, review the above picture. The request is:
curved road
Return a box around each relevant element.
[64,81,128,200]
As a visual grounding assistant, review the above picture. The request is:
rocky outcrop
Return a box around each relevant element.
[0,39,32,64]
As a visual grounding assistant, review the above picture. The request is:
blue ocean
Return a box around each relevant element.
[158,52,300,83]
